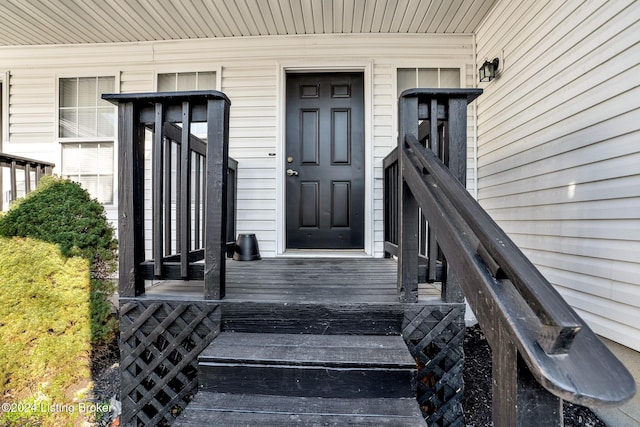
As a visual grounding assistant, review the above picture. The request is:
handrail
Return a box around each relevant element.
[0,153,54,210]
[387,88,635,425]
[400,133,635,406]
[405,134,581,354]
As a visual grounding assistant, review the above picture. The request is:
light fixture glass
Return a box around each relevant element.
[479,58,500,82]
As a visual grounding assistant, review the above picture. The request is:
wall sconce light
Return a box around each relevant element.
[479,58,500,82]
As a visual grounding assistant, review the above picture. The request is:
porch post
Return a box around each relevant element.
[441,96,468,303]
[397,94,420,303]
[204,97,231,300]
[117,101,146,297]
[492,324,562,426]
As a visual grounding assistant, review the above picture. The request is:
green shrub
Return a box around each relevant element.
[0,176,118,344]
[0,237,91,426]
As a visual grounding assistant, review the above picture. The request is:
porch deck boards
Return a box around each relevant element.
[142,258,440,303]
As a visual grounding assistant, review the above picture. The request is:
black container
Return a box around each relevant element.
[233,233,261,261]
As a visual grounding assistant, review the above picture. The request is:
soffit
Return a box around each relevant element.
[0,0,496,46]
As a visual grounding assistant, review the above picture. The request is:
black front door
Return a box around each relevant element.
[285,72,365,249]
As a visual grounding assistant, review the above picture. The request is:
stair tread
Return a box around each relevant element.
[199,332,415,368]
[173,392,427,426]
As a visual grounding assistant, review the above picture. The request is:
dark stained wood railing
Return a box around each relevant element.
[384,88,635,426]
[0,153,54,211]
[103,91,236,300]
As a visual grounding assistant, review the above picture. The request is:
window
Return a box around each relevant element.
[158,71,216,91]
[62,142,113,204]
[59,76,115,204]
[158,71,216,136]
[397,68,460,96]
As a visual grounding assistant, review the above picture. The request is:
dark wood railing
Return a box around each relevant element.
[103,91,236,300]
[384,88,635,426]
[0,153,54,211]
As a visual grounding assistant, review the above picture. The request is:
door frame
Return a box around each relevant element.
[276,62,373,257]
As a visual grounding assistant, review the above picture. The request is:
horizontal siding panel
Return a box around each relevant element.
[237,189,277,200]
[236,209,276,221]
[525,249,640,288]
[494,219,640,242]
[610,281,640,307]
[236,168,278,180]
[234,220,275,231]
[229,137,274,149]
[120,70,153,93]
[578,310,640,353]
[559,287,640,335]
[480,170,640,208]
[487,198,640,221]
[233,158,276,169]
[229,127,277,139]
[236,178,277,190]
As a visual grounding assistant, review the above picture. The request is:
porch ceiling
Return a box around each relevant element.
[0,0,496,46]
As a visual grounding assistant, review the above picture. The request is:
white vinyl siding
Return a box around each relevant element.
[475,0,640,350]
[0,33,476,258]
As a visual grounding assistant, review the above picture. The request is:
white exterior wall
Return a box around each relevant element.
[475,0,640,351]
[0,33,476,258]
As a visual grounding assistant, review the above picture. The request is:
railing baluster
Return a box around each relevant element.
[175,139,182,254]
[180,101,191,278]
[0,154,54,211]
[153,102,164,277]
[427,98,440,283]
[194,154,202,249]
[164,139,172,256]
[24,163,31,193]
[10,160,17,203]
[226,158,237,248]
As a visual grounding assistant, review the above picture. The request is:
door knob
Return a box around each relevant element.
[286,168,299,176]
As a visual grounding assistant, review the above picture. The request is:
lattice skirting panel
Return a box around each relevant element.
[403,303,466,427]
[119,300,221,426]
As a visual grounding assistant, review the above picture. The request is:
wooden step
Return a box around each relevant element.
[173,392,427,426]
[220,301,405,335]
[198,332,417,398]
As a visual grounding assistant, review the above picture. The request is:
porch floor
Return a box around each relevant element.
[140,258,440,303]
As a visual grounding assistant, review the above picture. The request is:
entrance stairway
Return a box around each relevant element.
[174,329,426,426]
